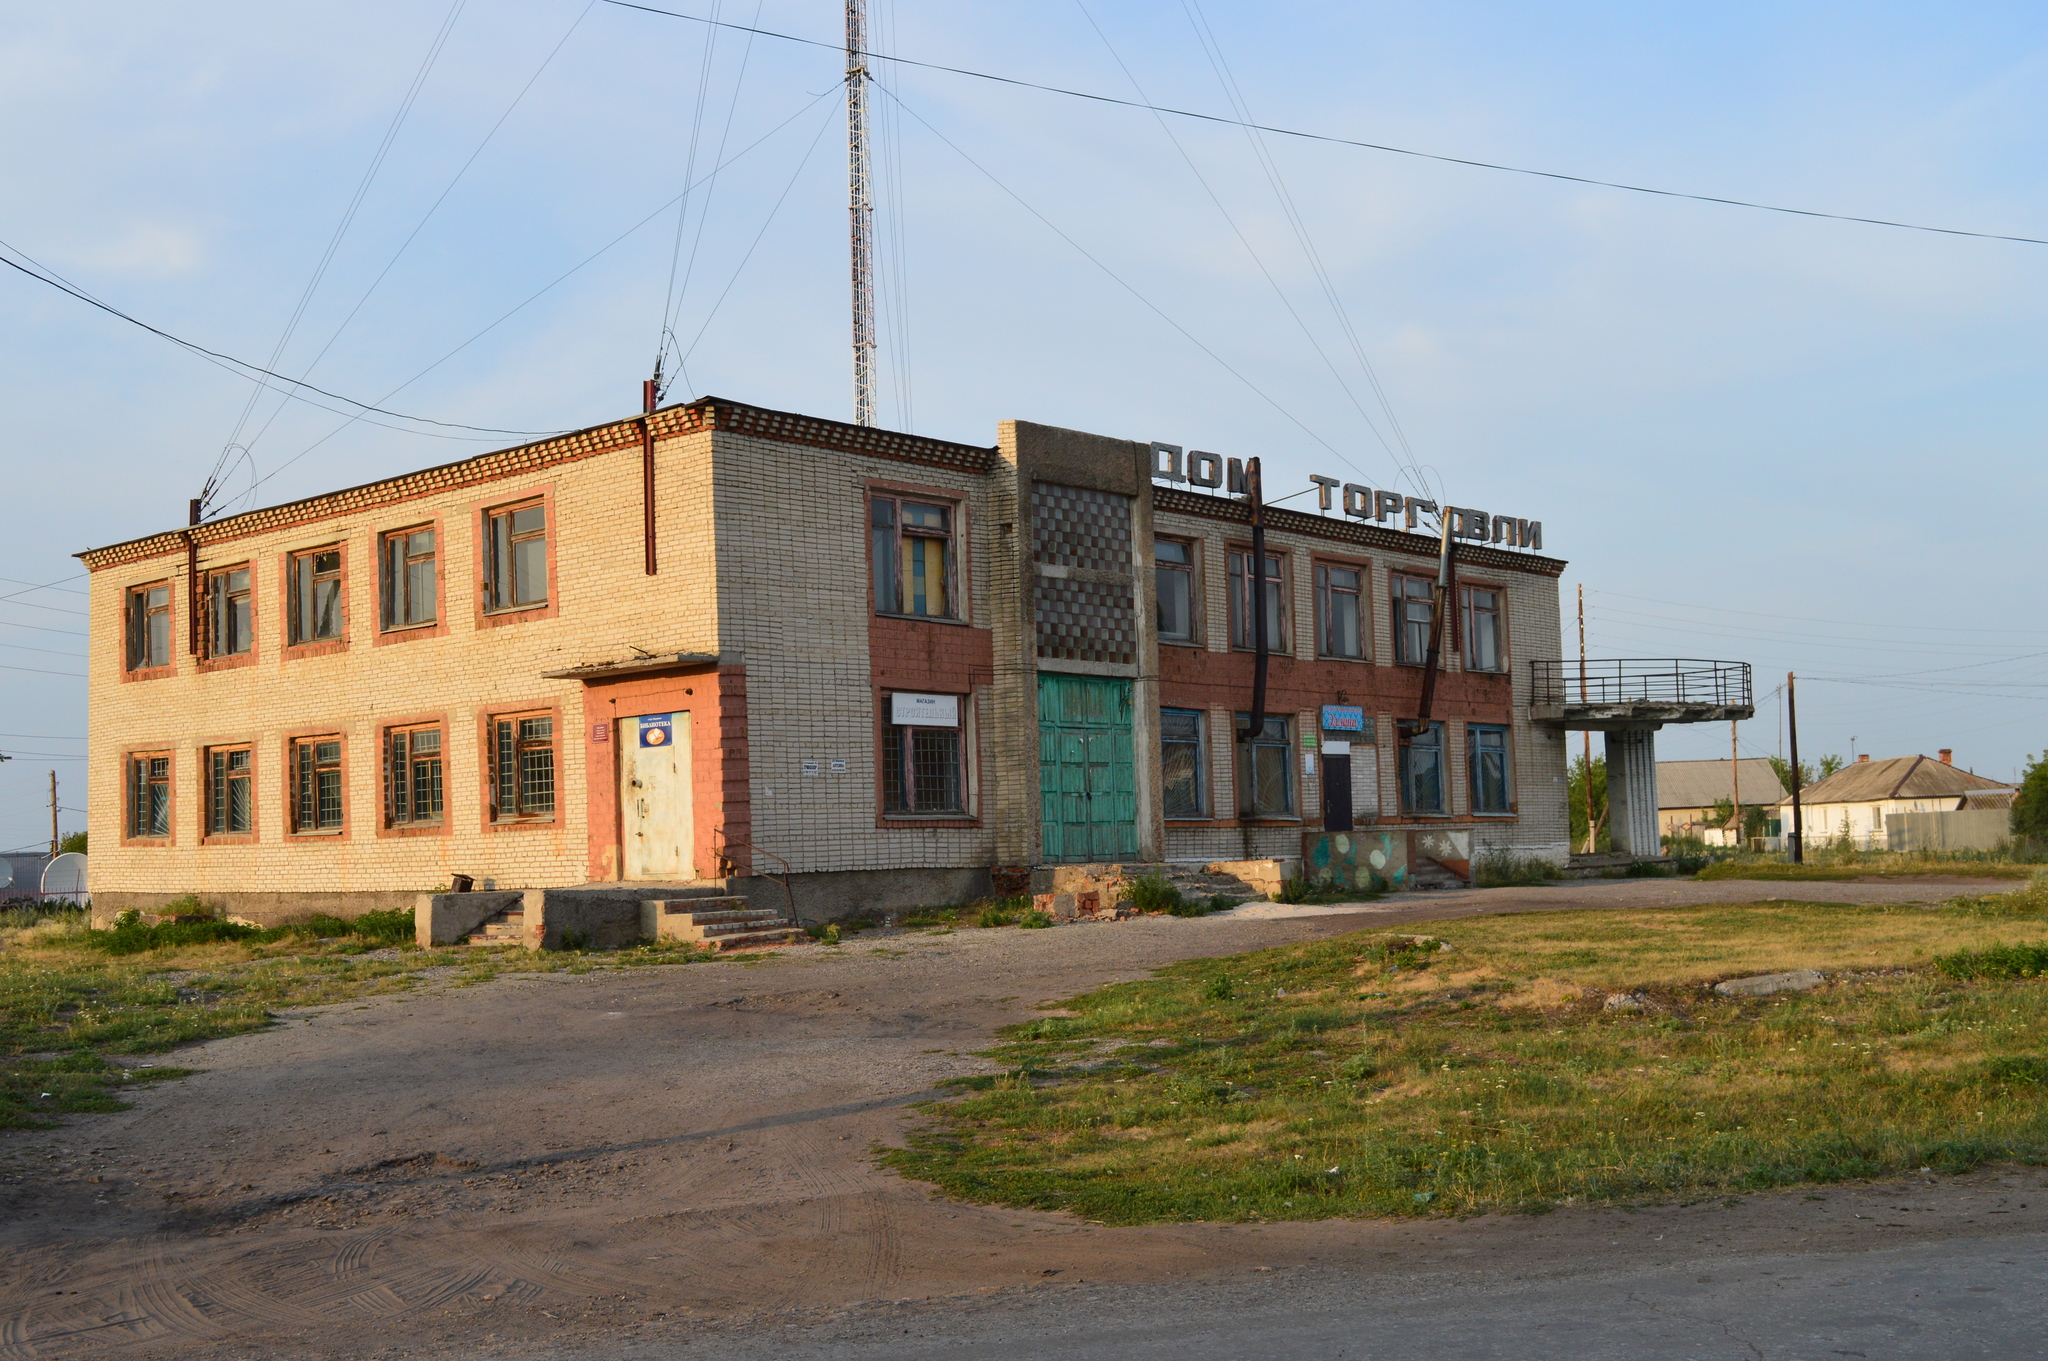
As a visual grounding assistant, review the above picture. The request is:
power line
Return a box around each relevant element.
[0,575,84,597]
[601,0,2048,249]
[0,248,566,439]
[0,663,83,679]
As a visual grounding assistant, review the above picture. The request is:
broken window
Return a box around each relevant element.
[288,548,344,644]
[124,582,171,671]
[292,738,345,833]
[492,714,556,821]
[871,496,955,618]
[207,747,252,835]
[387,726,444,826]
[1161,707,1207,818]
[1235,714,1294,818]
[1316,562,1365,659]
[484,503,548,612]
[382,527,437,629]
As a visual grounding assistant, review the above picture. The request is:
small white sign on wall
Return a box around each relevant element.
[891,693,959,727]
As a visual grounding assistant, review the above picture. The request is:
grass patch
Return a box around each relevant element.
[1699,855,2040,882]
[882,883,2048,1223]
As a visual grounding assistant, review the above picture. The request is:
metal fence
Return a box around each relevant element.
[1531,658,1752,709]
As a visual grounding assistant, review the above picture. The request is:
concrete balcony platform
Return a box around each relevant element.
[1529,659,1754,731]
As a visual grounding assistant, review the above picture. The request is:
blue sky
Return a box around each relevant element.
[3,1,2045,853]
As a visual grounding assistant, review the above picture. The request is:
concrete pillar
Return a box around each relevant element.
[1604,727,1662,857]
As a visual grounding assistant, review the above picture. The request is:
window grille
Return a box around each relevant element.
[208,748,251,834]
[128,754,170,837]
[387,727,444,825]
[493,715,555,820]
[292,739,344,832]
[882,711,964,814]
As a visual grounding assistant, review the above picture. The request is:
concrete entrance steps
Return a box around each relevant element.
[462,905,525,945]
[641,896,805,951]
[1151,862,1268,905]
[1040,862,1272,907]
[1405,858,1467,891]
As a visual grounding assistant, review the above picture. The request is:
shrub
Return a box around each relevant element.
[1203,974,1235,1001]
[349,908,416,945]
[1122,874,1185,914]
[974,896,1029,928]
[1934,941,2048,980]
[1017,910,1054,930]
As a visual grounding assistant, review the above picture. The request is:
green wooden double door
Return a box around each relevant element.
[1038,674,1138,863]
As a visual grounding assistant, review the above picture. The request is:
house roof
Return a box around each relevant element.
[1782,755,2011,806]
[1656,758,1783,810]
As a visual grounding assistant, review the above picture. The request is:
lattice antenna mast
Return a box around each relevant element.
[846,0,876,426]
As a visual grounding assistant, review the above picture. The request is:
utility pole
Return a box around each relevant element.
[1786,671,1804,864]
[49,770,59,857]
[845,0,875,427]
[1730,720,1741,849]
[1578,584,1594,854]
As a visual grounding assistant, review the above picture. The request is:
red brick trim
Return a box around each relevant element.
[372,516,450,647]
[575,662,744,881]
[281,727,352,841]
[470,487,560,631]
[377,712,452,839]
[477,701,564,831]
[278,544,350,661]
[78,398,994,574]
[116,580,176,683]
[119,748,175,847]
[196,739,259,845]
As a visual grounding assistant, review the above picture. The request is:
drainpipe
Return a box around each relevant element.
[1413,508,1455,728]
[185,497,201,657]
[1239,459,1268,863]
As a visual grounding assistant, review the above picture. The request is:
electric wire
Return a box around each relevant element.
[228,0,600,507]
[0,248,564,439]
[871,78,1358,475]
[600,0,2048,250]
[1072,2,1416,497]
[206,1,470,514]
[246,86,843,497]
[0,621,86,638]
[0,576,84,597]
[657,0,727,391]
[0,663,83,679]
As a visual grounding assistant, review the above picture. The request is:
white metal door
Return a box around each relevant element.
[621,712,693,880]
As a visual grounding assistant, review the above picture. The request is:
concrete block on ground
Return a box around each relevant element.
[1715,969,1824,997]
[419,890,523,947]
[1203,858,1300,900]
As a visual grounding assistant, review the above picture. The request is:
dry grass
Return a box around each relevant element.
[883,877,2048,1223]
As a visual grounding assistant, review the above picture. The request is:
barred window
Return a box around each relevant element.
[484,503,548,611]
[207,566,252,657]
[387,726,444,826]
[382,528,437,629]
[1400,722,1446,814]
[128,753,170,838]
[1469,724,1511,814]
[493,715,556,821]
[207,748,252,835]
[289,549,344,644]
[292,738,344,833]
[882,714,964,814]
[125,582,172,671]
[1161,708,1206,819]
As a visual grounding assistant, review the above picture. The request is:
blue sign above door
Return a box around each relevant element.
[1321,705,1365,732]
[639,713,675,747]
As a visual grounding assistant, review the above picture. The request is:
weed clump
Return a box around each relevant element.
[1935,941,2048,980]
[1472,850,1562,888]
[1017,910,1054,930]
[973,896,1029,928]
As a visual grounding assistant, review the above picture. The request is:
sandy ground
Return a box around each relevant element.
[0,876,2023,1360]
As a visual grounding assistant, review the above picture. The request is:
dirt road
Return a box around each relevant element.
[0,877,2021,1359]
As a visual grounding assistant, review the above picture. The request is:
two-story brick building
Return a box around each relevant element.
[81,397,1570,924]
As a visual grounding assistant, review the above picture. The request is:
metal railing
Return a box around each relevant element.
[1531,658,1752,708]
